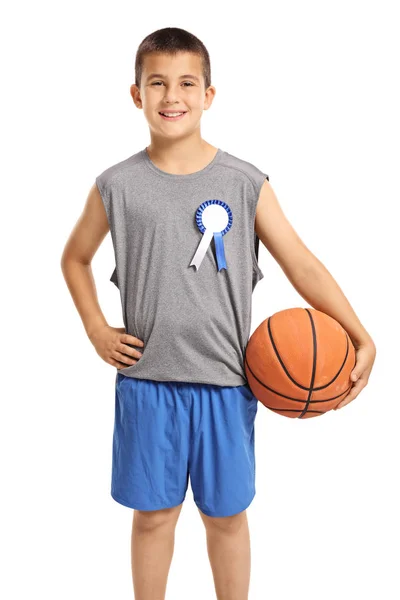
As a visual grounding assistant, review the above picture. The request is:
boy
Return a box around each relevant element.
[61,27,376,600]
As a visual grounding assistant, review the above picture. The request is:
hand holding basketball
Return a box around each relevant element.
[333,339,376,410]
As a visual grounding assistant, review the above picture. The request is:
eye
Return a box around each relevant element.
[150,81,194,87]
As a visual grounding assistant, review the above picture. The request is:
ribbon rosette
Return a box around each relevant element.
[190,200,233,272]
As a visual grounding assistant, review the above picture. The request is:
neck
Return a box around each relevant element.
[146,136,218,174]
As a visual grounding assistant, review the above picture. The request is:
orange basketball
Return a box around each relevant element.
[244,307,356,419]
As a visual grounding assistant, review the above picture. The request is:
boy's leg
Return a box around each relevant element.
[111,376,191,598]
[131,503,183,600]
[198,508,251,600]
[188,381,258,600]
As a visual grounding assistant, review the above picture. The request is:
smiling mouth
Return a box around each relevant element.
[158,111,188,120]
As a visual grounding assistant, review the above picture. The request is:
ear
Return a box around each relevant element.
[130,84,142,108]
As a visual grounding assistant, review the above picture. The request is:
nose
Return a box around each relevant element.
[163,85,181,104]
[164,97,179,105]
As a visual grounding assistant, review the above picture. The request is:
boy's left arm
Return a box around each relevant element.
[254,180,376,410]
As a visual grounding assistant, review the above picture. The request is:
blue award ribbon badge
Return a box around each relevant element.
[190,200,233,272]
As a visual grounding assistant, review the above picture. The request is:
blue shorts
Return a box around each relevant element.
[111,373,259,517]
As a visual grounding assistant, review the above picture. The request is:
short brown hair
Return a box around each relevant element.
[135,27,211,90]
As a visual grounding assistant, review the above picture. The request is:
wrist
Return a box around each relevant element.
[350,333,375,350]
[86,319,108,342]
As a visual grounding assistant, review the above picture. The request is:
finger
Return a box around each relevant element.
[113,350,139,367]
[351,357,371,382]
[122,333,145,348]
[118,341,143,359]
[334,390,357,410]
[109,357,130,369]
[350,367,367,382]
[334,382,361,409]
[334,379,366,409]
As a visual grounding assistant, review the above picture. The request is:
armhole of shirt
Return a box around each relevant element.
[95,175,111,224]
[251,173,269,280]
[95,174,119,289]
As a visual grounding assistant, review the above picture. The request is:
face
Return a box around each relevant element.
[131,51,216,138]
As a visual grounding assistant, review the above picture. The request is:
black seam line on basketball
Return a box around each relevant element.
[267,310,352,391]
[268,408,325,414]
[309,328,353,389]
[267,314,310,391]
[244,355,352,402]
[299,309,318,417]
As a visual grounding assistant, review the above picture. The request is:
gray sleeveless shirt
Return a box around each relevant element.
[96,147,269,386]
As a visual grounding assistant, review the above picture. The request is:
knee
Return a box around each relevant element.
[134,503,183,533]
[198,508,248,534]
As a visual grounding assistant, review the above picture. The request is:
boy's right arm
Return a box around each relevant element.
[60,183,144,369]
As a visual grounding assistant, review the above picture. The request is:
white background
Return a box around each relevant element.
[1,1,399,599]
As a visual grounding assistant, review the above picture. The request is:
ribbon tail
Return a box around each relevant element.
[190,228,214,270]
[214,232,227,271]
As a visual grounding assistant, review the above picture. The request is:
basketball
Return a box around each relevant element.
[244,307,356,419]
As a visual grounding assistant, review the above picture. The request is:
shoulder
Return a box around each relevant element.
[218,149,269,190]
[95,150,143,192]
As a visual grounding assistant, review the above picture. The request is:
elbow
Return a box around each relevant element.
[60,249,89,273]
[60,246,73,272]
